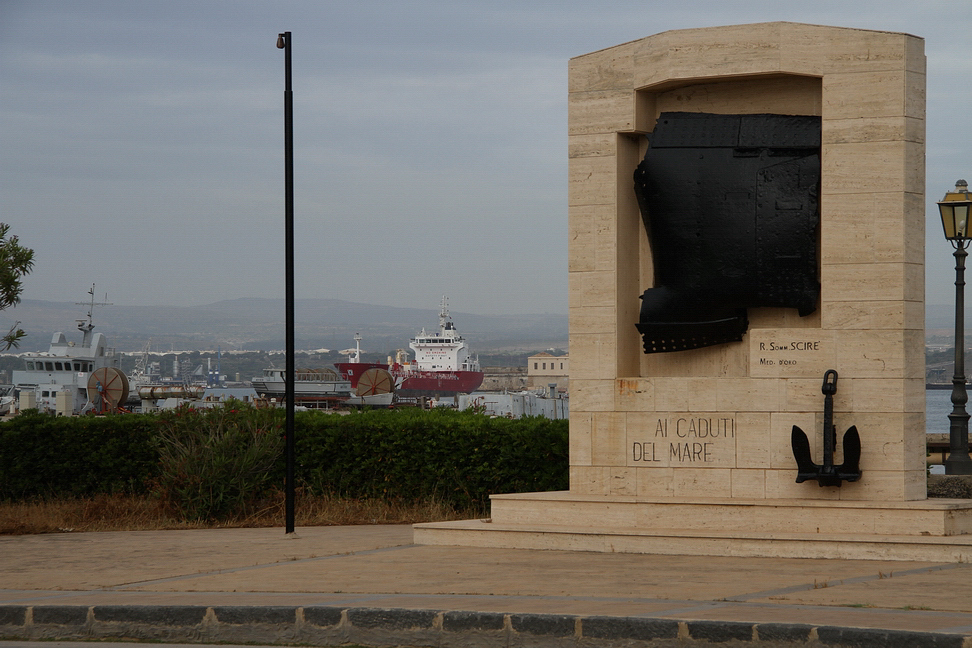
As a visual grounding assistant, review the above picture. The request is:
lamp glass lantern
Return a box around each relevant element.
[940,181,972,243]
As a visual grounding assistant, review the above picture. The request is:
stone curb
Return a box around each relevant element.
[0,604,967,647]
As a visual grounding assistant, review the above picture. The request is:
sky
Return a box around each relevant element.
[1,1,970,317]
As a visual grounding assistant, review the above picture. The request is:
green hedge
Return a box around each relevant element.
[0,410,159,499]
[298,408,568,510]
[0,407,568,513]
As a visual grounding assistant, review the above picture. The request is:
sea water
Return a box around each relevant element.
[927,389,956,436]
[927,389,956,474]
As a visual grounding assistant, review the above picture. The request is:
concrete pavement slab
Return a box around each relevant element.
[2,525,972,646]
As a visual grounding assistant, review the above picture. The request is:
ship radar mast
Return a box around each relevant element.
[438,295,456,333]
[75,284,112,347]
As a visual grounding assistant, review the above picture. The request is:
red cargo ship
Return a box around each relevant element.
[335,297,484,398]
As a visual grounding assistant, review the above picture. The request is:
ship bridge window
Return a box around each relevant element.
[45,362,54,371]
[25,361,34,370]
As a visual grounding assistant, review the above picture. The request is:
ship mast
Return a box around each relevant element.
[75,284,112,348]
[438,295,451,334]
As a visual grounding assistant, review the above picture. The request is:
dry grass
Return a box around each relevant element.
[0,490,481,535]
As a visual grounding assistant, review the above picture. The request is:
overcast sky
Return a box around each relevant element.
[1,1,970,316]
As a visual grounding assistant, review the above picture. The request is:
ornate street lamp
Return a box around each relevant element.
[939,179,972,474]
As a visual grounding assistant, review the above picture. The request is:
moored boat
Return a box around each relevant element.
[11,285,128,414]
[251,366,394,407]
[336,297,484,398]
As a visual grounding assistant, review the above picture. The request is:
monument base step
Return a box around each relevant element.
[413,492,972,561]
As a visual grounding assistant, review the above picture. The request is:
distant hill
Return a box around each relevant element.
[5,298,568,353]
[11,298,952,355]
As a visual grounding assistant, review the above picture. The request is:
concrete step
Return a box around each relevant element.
[414,491,972,561]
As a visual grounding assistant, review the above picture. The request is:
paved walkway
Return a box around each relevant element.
[3,525,972,645]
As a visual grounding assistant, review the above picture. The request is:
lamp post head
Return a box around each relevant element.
[940,179,972,245]
[277,33,286,49]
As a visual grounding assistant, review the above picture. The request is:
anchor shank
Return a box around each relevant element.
[821,370,838,470]
[822,392,835,468]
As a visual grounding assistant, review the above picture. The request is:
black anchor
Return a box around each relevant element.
[791,369,862,487]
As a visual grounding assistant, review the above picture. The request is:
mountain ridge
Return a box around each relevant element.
[5,297,569,353]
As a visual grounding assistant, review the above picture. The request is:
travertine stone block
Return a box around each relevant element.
[568,42,635,93]
[568,90,637,135]
[651,75,822,116]
[609,467,636,496]
[569,413,593,466]
[570,332,615,379]
[823,116,924,145]
[569,306,615,334]
[840,412,921,471]
[591,412,626,466]
[633,24,787,87]
[672,468,732,497]
[567,205,595,272]
[821,262,923,303]
[821,140,924,195]
[652,378,718,412]
[575,272,616,308]
[836,468,926,501]
[715,379,783,412]
[568,379,614,412]
[636,467,675,497]
[748,330,837,379]
[765,468,839,500]
[733,412,773,468]
[616,378,654,411]
[844,377,924,413]
[730,469,767,499]
[820,192,924,264]
[568,156,616,206]
[822,70,921,119]
[820,301,922,331]
[569,466,611,495]
[779,23,920,75]
[568,132,619,159]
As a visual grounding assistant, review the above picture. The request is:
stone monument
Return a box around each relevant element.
[415,22,972,560]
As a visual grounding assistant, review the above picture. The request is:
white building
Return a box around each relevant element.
[527,352,568,390]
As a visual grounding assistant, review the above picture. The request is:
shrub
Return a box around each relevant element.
[150,401,284,521]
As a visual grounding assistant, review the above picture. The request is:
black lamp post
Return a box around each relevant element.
[940,179,972,475]
[277,31,296,531]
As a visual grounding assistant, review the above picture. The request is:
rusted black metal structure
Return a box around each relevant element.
[633,112,821,354]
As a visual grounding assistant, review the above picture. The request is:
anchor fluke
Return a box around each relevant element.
[790,370,862,487]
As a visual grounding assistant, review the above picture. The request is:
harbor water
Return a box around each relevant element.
[927,388,956,436]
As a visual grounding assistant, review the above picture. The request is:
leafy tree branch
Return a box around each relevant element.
[0,223,34,350]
